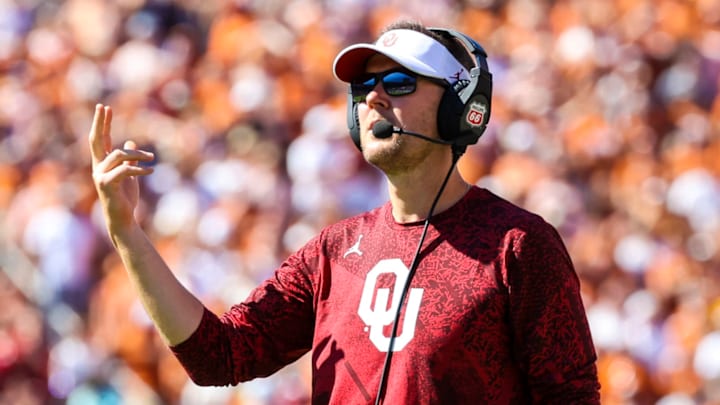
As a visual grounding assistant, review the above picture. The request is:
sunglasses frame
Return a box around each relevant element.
[350,68,447,103]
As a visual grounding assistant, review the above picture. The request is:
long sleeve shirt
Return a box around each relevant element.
[170,186,601,404]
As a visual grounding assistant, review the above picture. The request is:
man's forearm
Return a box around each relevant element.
[112,223,205,346]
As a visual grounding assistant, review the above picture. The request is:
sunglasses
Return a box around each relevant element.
[351,69,445,103]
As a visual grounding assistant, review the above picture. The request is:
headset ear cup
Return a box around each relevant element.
[436,87,463,142]
[429,27,493,151]
[458,91,491,143]
[346,92,362,150]
[437,81,491,148]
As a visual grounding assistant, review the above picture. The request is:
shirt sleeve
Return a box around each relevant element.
[170,241,318,386]
[505,220,601,403]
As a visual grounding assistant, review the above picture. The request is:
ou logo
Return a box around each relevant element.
[357,259,424,352]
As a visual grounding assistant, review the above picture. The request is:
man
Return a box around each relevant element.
[90,20,600,404]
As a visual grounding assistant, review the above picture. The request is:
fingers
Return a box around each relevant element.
[97,147,155,174]
[102,161,154,183]
[119,140,152,171]
[93,147,154,190]
[89,104,109,165]
[89,104,154,171]
[103,105,112,156]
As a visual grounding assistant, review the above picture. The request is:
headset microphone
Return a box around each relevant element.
[372,120,394,139]
[372,120,452,145]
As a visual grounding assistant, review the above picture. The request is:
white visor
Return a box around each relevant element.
[333,29,470,86]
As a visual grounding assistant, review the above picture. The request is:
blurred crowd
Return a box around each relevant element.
[0,0,718,404]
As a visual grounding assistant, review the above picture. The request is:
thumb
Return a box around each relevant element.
[124,140,138,166]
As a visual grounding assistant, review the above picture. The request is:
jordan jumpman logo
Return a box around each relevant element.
[343,235,364,258]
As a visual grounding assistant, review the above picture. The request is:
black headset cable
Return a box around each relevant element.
[373,149,463,405]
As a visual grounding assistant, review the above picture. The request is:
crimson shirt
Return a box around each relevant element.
[171,187,601,404]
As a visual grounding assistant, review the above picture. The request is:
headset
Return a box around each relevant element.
[346,28,493,155]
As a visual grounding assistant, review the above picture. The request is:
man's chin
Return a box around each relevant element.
[364,146,410,175]
[363,141,396,163]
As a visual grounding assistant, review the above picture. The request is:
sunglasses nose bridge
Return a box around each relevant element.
[368,73,390,95]
[361,74,391,102]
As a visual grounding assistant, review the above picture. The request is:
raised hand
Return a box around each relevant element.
[89,104,155,234]
[88,104,204,344]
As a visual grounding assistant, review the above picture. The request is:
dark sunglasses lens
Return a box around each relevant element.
[350,71,417,102]
[382,71,416,96]
[351,76,377,102]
